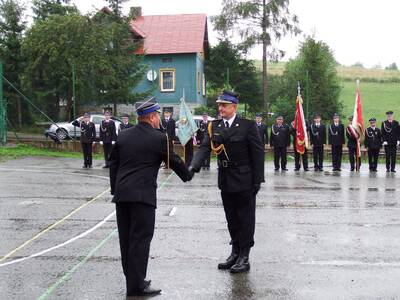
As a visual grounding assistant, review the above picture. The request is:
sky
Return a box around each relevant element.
[31,0,400,68]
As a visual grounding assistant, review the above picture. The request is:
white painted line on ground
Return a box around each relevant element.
[169,207,178,216]
[301,260,400,267]
[0,211,116,268]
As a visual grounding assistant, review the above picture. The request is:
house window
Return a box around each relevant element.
[202,74,206,96]
[197,71,201,94]
[160,69,175,92]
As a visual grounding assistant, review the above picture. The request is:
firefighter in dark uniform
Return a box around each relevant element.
[328,113,345,171]
[196,112,211,170]
[270,115,290,171]
[189,90,265,274]
[381,111,399,172]
[310,114,326,171]
[109,98,191,297]
[72,113,96,168]
[346,116,361,171]
[100,111,117,168]
[290,120,309,171]
[161,108,176,141]
[365,118,382,172]
[255,113,268,146]
[118,113,133,133]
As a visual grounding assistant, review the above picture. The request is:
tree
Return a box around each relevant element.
[278,37,342,122]
[205,40,261,113]
[32,0,77,20]
[106,0,128,17]
[0,0,27,128]
[212,0,300,117]
[386,62,398,71]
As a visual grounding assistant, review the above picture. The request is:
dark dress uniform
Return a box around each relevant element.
[290,122,309,171]
[100,119,117,167]
[197,119,211,168]
[310,123,326,171]
[346,126,361,171]
[109,100,190,296]
[381,120,399,172]
[365,126,382,171]
[72,119,96,168]
[118,122,133,133]
[161,117,176,141]
[190,109,264,273]
[256,122,268,146]
[328,123,345,171]
[270,124,290,170]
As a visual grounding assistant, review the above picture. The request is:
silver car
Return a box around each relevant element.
[46,114,121,141]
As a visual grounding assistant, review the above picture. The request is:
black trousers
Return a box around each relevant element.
[313,146,324,169]
[368,148,380,170]
[349,147,361,170]
[116,202,155,295]
[384,145,397,171]
[221,189,256,249]
[184,139,194,167]
[273,146,287,169]
[331,145,343,170]
[103,143,112,166]
[294,148,308,170]
[81,142,93,167]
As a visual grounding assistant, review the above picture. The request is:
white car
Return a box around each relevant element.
[45,114,121,141]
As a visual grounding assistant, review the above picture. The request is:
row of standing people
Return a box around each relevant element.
[260,111,399,172]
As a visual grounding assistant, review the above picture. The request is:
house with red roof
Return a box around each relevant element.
[131,12,209,110]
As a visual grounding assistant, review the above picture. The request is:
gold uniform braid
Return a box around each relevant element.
[208,122,230,160]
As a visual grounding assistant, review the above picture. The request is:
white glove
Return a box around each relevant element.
[100,141,103,145]
[383,141,388,146]
[112,141,116,145]
[397,141,400,146]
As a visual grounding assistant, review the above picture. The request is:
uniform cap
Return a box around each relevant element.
[121,113,130,118]
[256,113,262,118]
[313,113,321,119]
[83,113,90,118]
[276,115,283,120]
[348,115,353,121]
[135,97,161,116]
[333,113,340,118]
[369,118,376,122]
[386,111,394,115]
[216,90,239,104]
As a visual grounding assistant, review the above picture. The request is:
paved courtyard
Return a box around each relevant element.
[1,157,400,299]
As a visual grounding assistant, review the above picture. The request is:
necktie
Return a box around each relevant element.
[225,121,230,128]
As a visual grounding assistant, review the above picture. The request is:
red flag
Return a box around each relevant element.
[294,95,309,154]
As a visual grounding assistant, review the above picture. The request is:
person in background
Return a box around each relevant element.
[255,113,268,147]
[310,114,326,172]
[328,113,345,171]
[381,111,399,172]
[197,112,211,170]
[161,108,176,142]
[119,113,134,133]
[290,119,309,171]
[100,111,117,168]
[365,118,382,172]
[72,113,96,169]
[346,116,361,171]
[270,115,290,171]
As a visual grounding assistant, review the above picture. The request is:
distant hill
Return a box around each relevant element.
[254,60,400,82]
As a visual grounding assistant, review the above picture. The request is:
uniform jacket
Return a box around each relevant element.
[346,126,358,149]
[328,123,345,146]
[191,117,265,193]
[100,120,117,143]
[381,120,399,146]
[196,120,209,144]
[109,122,189,208]
[270,124,290,147]
[310,124,326,146]
[118,122,134,133]
[161,118,176,141]
[256,123,269,145]
[72,120,96,143]
[365,127,382,150]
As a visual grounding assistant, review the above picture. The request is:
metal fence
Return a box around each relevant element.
[0,62,6,144]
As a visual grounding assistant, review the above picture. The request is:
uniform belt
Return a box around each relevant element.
[218,159,250,168]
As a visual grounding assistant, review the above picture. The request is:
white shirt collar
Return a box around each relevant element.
[315,122,320,126]
[223,114,236,127]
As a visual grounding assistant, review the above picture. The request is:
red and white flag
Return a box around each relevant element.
[350,80,365,164]
[294,95,309,154]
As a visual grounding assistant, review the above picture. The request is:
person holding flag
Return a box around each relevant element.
[346,116,361,171]
[189,90,265,274]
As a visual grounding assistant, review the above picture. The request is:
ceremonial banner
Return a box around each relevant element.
[177,98,198,146]
[350,82,365,169]
[294,95,309,154]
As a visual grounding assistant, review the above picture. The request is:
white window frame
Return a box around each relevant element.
[159,68,176,92]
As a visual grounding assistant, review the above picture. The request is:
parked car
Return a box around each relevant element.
[45,114,121,141]
[174,115,215,143]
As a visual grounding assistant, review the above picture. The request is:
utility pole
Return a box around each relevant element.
[72,63,76,140]
[0,62,5,144]
[262,0,268,119]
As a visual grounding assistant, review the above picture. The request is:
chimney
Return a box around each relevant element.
[129,7,142,19]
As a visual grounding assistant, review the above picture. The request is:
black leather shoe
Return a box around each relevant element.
[127,286,161,297]
[391,170,396,173]
[230,248,251,274]
[282,168,288,171]
[304,168,309,171]
[218,247,239,270]
[102,165,109,169]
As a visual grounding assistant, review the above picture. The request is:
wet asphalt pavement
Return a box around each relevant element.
[1,157,400,299]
